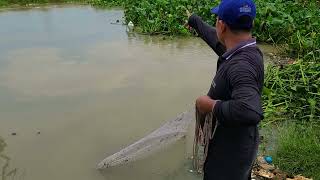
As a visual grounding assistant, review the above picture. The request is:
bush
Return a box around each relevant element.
[263,60,320,124]
[254,0,320,58]
[0,0,88,6]
[124,0,217,35]
[90,0,122,7]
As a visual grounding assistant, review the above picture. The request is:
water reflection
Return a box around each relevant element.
[0,137,5,153]
[0,47,140,97]
[0,137,17,180]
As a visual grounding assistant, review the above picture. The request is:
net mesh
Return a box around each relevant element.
[192,107,217,173]
[97,109,194,169]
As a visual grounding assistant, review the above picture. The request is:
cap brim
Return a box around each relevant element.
[210,6,219,14]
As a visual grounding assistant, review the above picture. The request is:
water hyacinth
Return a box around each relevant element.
[90,0,320,58]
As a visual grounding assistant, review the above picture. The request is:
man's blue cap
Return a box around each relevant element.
[211,0,256,29]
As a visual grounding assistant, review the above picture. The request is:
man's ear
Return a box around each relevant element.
[219,20,227,33]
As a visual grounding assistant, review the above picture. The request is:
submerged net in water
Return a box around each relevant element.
[97,107,217,171]
[97,109,194,169]
[192,108,217,173]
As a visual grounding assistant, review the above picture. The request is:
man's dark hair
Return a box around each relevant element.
[227,15,253,34]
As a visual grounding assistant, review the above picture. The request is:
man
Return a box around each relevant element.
[188,0,264,179]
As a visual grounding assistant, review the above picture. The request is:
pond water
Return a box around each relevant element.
[0,5,273,180]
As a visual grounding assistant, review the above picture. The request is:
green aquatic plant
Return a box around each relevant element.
[0,0,9,7]
[0,0,88,7]
[124,0,216,35]
[89,0,320,59]
[90,0,123,7]
[254,0,320,59]
[91,0,217,35]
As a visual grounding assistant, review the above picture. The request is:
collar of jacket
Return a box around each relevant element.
[221,38,257,60]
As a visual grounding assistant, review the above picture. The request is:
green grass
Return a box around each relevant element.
[90,0,123,7]
[272,122,320,179]
[0,0,8,6]
[0,0,89,7]
[262,60,320,125]
[255,0,320,57]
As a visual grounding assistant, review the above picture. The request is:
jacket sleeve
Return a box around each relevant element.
[188,14,226,56]
[213,60,263,126]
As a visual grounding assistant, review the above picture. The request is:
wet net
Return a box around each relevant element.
[192,107,217,173]
[97,109,194,169]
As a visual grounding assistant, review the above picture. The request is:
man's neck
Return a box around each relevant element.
[224,33,253,50]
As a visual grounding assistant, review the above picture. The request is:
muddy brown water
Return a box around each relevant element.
[0,5,274,180]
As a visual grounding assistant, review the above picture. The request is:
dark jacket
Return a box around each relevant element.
[189,14,264,126]
[189,14,264,180]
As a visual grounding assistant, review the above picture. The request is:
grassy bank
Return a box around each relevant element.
[0,0,89,7]
[273,123,320,179]
[263,61,320,124]
[263,61,320,179]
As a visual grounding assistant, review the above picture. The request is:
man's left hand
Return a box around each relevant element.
[196,96,216,114]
